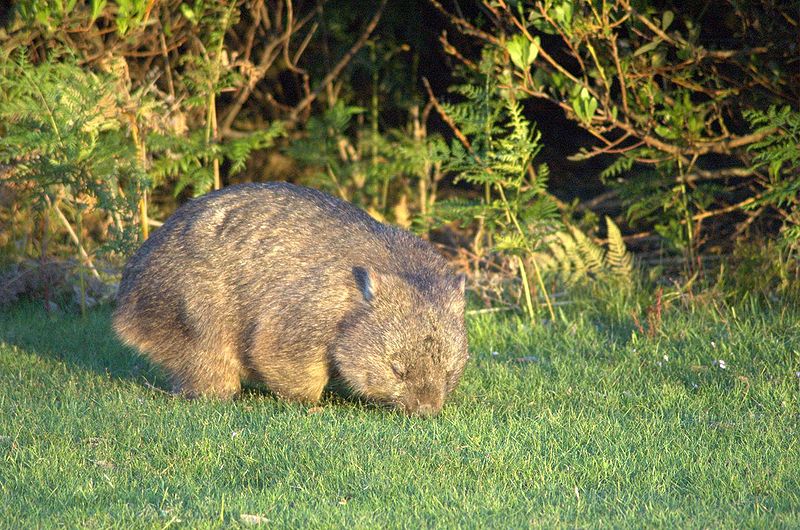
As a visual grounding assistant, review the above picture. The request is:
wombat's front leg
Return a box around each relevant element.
[248,318,331,402]
[259,357,329,403]
[169,343,243,399]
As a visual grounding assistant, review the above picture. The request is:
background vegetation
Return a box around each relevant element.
[0,0,798,316]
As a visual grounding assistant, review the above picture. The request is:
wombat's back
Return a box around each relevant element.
[117,182,451,305]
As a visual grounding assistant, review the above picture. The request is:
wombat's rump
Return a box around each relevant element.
[113,182,468,415]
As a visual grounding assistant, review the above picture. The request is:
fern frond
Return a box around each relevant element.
[605,216,633,279]
[570,226,604,274]
[600,154,635,182]
[554,231,584,285]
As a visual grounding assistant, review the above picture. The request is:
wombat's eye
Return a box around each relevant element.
[391,361,407,380]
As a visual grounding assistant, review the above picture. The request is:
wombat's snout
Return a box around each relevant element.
[404,394,443,417]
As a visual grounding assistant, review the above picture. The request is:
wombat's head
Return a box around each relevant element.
[332,267,469,416]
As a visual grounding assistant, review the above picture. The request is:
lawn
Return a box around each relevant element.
[1,301,798,528]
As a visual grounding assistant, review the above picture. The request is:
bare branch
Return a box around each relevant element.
[288,0,388,122]
[427,0,501,45]
[422,77,474,155]
[47,198,102,281]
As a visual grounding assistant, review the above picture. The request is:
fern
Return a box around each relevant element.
[605,216,634,279]
[570,225,604,273]
[149,121,284,197]
[745,106,800,179]
[745,106,800,209]
[553,230,587,286]
[0,51,145,254]
[431,64,563,318]
[600,154,635,182]
[744,105,800,249]
[435,75,559,258]
[541,217,634,287]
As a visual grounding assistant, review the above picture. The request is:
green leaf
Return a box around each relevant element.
[585,96,598,123]
[528,36,540,64]
[661,11,674,30]
[572,87,597,125]
[507,34,538,70]
[571,97,584,123]
[180,4,197,25]
[633,39,662,57]
[769,159,782,180]
[687,115,703,135]
[552,2,573,26]
[90,0,107,22]
[654,125,676,139]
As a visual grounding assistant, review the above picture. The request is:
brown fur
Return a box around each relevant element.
[113,182,468,415]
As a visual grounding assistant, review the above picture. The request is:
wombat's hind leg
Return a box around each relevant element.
[170,344,243,399]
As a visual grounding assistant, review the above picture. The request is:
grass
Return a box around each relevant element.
[1,300,799,528]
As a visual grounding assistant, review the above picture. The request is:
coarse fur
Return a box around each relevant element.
[113,182,469,415]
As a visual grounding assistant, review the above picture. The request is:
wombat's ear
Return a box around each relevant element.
[353,266,379,302]
[447,273,466,314]
[456,273,466,295]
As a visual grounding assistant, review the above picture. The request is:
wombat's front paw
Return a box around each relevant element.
[269,374,328,403]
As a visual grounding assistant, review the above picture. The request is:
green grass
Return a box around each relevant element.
[1,301,798,528]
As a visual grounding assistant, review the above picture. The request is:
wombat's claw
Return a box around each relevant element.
[414,403,436,417]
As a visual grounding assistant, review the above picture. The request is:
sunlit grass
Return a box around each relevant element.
[1,301,798,528]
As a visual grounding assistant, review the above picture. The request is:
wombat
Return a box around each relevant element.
[113,182,468,415]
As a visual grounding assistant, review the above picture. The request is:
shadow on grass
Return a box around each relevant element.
[0,300,170,388]
[0,300,381,411]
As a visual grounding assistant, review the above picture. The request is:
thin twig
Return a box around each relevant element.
[691,196,759,222]
[428,0,501,45]
[47,198,102,281]
[422,77,474,154]
[439,31,477,69]
[466,307,516,315]
[142,378,173,396]
[221,3,316,134]
[159,32,175,99]
[289,0,387,121]
[681,167,755,183]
